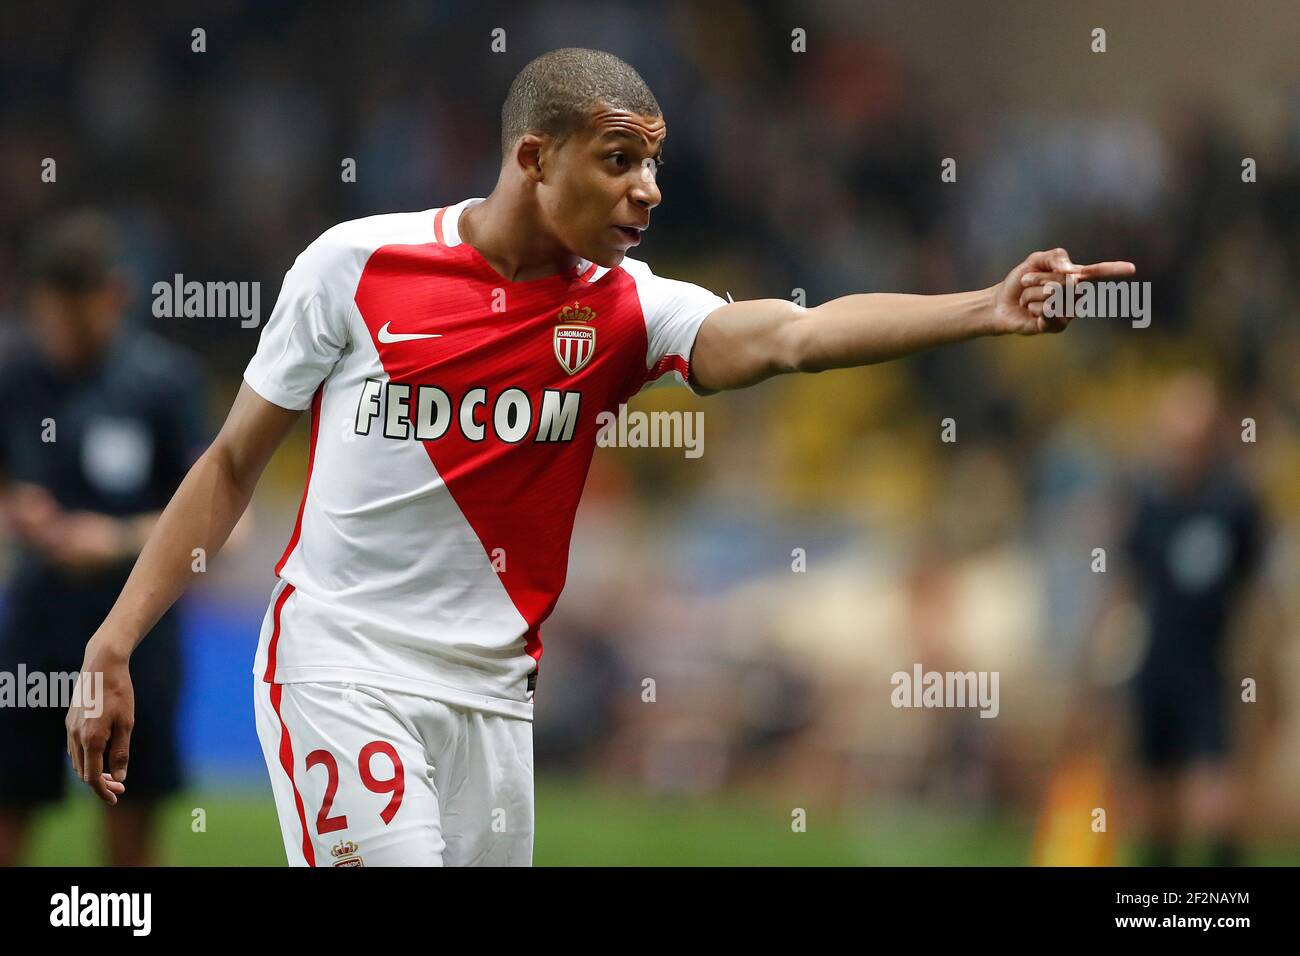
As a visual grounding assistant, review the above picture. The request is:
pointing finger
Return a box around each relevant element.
[1075,260,1137,279]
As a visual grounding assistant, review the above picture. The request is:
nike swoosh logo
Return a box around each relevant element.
[377,321,442,343]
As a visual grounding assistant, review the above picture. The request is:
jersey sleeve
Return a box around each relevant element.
[243,230,353,411]
[627,259,728,396]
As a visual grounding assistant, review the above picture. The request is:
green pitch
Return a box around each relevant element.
[19,779,1300,866]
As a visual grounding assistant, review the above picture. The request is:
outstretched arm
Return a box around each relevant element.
[689,248,1136,392]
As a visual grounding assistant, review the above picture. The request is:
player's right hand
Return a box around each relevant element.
[65,636,135,805]
[994,248,1136,335]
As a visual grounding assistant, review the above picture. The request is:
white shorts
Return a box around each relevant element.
[253,677,534,866]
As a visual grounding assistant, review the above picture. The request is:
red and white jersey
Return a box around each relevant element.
[245,197,727,719]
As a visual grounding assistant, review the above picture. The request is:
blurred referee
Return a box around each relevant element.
[0,211,212,865]
[1122,373,1268,867]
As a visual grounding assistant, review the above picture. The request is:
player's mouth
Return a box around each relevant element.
[613,224,643,246]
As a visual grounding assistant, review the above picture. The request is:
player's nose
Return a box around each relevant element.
[629,174,661,209]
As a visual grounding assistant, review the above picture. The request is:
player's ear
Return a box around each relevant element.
[515,134,546,182]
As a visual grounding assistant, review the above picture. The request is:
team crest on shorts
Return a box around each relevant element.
[553,302,596,375]
[331,840,364,867]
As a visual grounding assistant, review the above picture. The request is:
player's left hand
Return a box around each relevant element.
[992,248,1136,335]
[67,634,135,805]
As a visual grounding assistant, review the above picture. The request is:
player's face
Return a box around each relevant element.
[543,106,665,268]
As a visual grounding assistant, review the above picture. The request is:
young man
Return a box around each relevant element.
[65,47,1134,866]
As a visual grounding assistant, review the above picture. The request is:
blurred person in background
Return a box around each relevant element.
[0,211,216,865]
[1120,372,1269,866]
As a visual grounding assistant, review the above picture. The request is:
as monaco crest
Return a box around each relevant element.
[554,302,596,375]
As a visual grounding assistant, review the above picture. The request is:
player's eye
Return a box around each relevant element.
[607,152,665,173]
